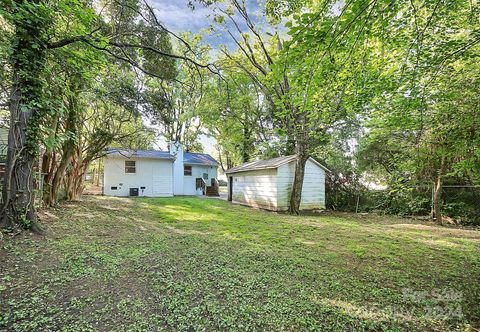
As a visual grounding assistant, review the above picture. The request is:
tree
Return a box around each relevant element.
[142,34,208,152]
[354,0,480,223]
[198,67,271,168]
[0,0,59,231]
[195,0,313,213]
[0,0,211,231]
[197,0,378,213]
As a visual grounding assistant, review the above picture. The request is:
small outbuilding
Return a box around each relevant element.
[225,155,328,211]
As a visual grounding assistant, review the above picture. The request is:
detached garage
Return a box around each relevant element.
[225,155,328,212]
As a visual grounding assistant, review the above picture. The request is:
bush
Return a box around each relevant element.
[328,186,480,225]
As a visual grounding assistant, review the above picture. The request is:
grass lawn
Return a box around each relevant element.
[1,196,479,331]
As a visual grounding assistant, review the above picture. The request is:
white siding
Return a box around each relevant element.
[0,127,7,160]
[104,157,173,197]
[183,164,218,195]
[0,127,7,141]
[277,159,326,211]
[229,169,278,210]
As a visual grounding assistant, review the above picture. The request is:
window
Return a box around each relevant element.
[111,186,118,190]
[203,173,208,180]
[184,165,192,176]
[125,160,136,173]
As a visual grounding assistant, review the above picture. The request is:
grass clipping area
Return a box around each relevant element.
[1,196,479,331]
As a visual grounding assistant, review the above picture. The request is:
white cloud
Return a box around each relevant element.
[149,0,212,33]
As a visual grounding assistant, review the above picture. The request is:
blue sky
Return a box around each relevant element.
[149,0,264,50]
[150,1,213,35]
[147,0,265,156]
[148,0,263,155]
[147,0,222,154]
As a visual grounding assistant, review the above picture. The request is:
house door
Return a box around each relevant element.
[228,176,233,201]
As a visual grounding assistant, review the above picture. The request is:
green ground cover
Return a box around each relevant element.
[1,196,479,331]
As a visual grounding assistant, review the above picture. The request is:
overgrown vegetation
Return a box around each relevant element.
[2,0,478,229]
[0,0,209,229]
[1,196,479,331]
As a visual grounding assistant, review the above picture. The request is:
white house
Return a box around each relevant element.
[225,155,328,211]
[0,126,8,179]
[103,142,219,197]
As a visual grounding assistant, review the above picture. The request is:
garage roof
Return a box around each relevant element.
[225,155,329,174]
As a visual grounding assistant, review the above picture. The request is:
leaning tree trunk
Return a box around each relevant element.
[44,147,75,207]
[65,166,87,201]
[41,115,59,205]
[1,5,46,232]
[432,156,446,224]
[43,98,78,207]
[64,146,90,202]
[288,146,309,215]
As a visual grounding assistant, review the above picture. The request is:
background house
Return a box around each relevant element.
[0,126,8,182]
[103,142,219,197]
[225,156,328,211]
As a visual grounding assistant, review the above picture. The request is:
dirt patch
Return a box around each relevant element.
[300,240,316,245]
[38,211,60,222]
[387,223,480,241]
[165,225,211,236]
[73,212,96,219]
[83,185,103,196]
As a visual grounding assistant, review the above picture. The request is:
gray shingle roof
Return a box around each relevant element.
[184,152,219,166]
[225,155,297,174]
[106,148,174,160]
[225,155,329,174]
[105,148,219,166]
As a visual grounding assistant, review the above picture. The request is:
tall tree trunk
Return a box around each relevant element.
[218,148,227,173]
[1,4,46,232]
[45,147,74,206]
[43,97,78,207]
[65,165,87,201]
[432,156,446,223]
[41,115,59,204]
[225,149,234,170]
[92,167,97,185]
[95,167,101,186]
[288,145,309,215]
[242,126,251,163]
[0,87,41,231]
[64,146,90,201]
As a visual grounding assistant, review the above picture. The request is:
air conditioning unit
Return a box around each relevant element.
[129,188,139,197]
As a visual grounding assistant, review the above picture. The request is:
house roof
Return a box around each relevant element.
[105,148,219,166]
[184,152,219,166]
[225,155,329,174]
[106,148,175,160]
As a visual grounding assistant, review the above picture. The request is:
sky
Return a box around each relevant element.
[147,0,263,156]
[149,1,212,36]
[149,0,264,50]
[147,0,217,155]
